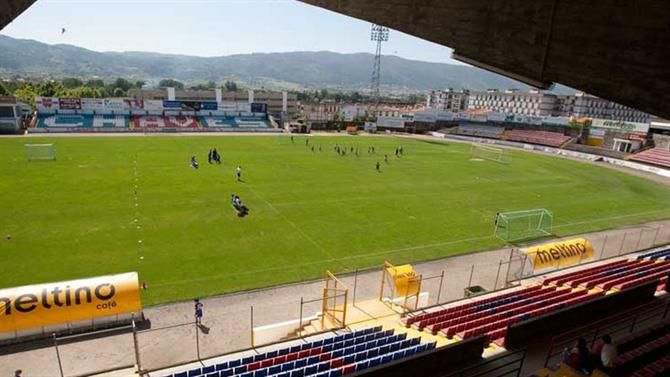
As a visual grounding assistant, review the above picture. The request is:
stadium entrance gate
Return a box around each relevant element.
[321,271,349,328]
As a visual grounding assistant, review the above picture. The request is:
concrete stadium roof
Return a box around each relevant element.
[300,0,670,120]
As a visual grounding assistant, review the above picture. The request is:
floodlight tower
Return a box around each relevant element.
[370,24,389,106]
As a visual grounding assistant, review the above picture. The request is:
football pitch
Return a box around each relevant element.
[2,135,670,305]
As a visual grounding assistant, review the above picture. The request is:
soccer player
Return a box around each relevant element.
[213,148,221,164]
[236,166,242,181]
[194,299,203,325]
[208,149,213,164]
[384,154,388,163]
[191,156,199,169]
[376,161,381,172]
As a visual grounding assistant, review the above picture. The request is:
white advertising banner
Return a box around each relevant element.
[143,100,164,112]
[592,119,649,133]
[81,98,105,111]
[104,99,128,111]
[35,97,59,112]
[377,116,406,129]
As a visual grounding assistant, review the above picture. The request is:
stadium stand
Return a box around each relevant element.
[199,115,271,129]
[131,115,166,129]
[161,326,436,377]
[38,114,129,130]
[455,124,505,139]
[638,247,670,261]
[402,257,670,347]
[163,116,201,129]
[629,148,670,169]
[505,129,571,147]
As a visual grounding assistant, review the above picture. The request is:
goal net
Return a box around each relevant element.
[25,144,56,161]
[494,208,553,243]
[470,143,506,163]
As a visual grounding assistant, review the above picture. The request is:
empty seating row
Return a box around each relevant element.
[505,129,571,147]
[573,261,658,289]
[162,326,435,377]
[199,116,271,129]
[631,354,670,377]
[614,331,670,376]
[424,287,562,335]
[455,124,505,139]
[638,247,670,261]
[39,114,130,128]
[542,260,631,286]
[629,148,670,169]
[401,285,542,328]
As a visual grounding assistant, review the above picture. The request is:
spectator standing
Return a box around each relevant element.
[194,299,203,325]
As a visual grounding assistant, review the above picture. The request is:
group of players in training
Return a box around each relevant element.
[291,135,405,172]
[188,136,406,217]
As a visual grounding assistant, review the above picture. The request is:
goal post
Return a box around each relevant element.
[470,143,507,163]
[494,208,553,243]
[25,144,56,161]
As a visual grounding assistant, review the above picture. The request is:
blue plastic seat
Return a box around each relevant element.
[295,359,307,368]
[255,370,268,377]
[357,360,369,371]
[220,369,233,377]
[382,354,393,364]
[368,357,381,368]
[174,372,187,377]
[343,355,354,365]
[215,363,228,371]
[235,366,247,375]
[188,368,201,377]
[269,365,281,374]
[203,366,215,374]
[301,343,312,351]
[393,350,405,360]
[329,369,342,377]
[206,373,218,377]
[254,354,266,362]
[313,340,323,347]
[317,362,329,372]
[322,338,333,345]
[242,356,254,364]
[308,356,319,365]
[355,352,366,362]
[290,369,304,377]
[267,351,278,358]
[322,344,333,352]
[282,362,295,372]
[290,345,302,353]
[229,359,241,368]
[304,365,317,375]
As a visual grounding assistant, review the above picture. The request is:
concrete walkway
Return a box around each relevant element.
[2,218,669,377]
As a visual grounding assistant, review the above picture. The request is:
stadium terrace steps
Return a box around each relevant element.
[402,256,670,346]
[629,148,670,169]
[505,129,571,148]
[613,322,670,376]
[455,124,505,139]
[162,326,437,377]
[38,114,272,131]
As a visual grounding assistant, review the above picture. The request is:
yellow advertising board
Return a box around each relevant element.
[0,272,141,333]
[523,238,594,271]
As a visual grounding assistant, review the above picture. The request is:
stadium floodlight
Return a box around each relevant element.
[25,144,56,161]
[370,24,389,42]
[494,208,553,243]
[470,143,507,163]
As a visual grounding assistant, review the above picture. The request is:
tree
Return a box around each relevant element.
[85,79,105,88]
[112,78,133,92]
[36,81,64,97]
[62,77,83,88]
[13,84,37,106]
[224,80,238,92]
[134,80,146,89]
[112,87,126,97]
[320,89,329,99]
[0,82,8,96]
[158,79,184,89]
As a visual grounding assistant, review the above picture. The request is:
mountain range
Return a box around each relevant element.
[0,34,574,94]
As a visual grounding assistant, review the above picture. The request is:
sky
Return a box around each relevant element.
[1,0,460,64]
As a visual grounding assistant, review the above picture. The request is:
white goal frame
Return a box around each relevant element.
[25,144,56,161]
[470,142,507,163]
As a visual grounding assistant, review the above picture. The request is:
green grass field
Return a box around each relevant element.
[2,135,670,305]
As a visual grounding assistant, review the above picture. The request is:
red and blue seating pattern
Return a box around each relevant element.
[638,247,670,261]
[403,257,670,346]
[505,129,571,148]
[629,148,670,169]
[162,326,436,377]
[402,285,602,344]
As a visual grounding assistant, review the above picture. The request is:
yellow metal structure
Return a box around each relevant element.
[379,261,422,311]
[321,271,348,329]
